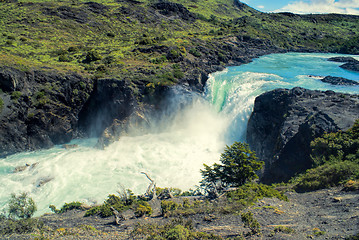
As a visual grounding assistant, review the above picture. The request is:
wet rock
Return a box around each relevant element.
[327,56,358,63]
[340,62,359,72]
[62,144,79,149]
[320,76,359,86]
[13,162,39,173]
[78,78,137,137]
[247,87,359,183]
[36,176,54,187]
[14,164,30,173]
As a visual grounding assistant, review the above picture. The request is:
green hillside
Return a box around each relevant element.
[0,0,358,80]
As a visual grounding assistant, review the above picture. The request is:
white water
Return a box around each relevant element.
[0,53,358,216]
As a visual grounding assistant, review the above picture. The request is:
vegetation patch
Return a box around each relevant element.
[291,120,359,192]
[131,218,222,239]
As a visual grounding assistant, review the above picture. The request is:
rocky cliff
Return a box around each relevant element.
[0,67,92,157]
[247,87,359,183]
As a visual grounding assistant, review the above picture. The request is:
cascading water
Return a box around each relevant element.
[0,53,358,216]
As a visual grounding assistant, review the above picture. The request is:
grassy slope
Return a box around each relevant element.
[0,0,358,81]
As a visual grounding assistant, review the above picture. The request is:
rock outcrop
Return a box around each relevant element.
[328,56,359,72]
[247,87,359,183]
[0,67,93,157]
[320,76,359,86]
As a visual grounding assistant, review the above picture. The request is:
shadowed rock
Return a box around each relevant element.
[247,87,359,183]
[320,76,359,86]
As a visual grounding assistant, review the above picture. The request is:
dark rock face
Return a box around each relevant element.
[152,2,197,21]
[0,67,93,157]
[78,78,136,137]
[321,76,359,86]
[247,87,359,183]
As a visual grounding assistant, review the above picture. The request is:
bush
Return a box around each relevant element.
[165,225,190,240]
[8,193,37,220]
[189,48,201,57]
[293,161,359,192]
[0,218,43,235]
[50,201,85,214]
[11,91,22,100]
[241,211,260,235]
[134,201,152,217]
[200,142,263,194]
[310,119,359,166]
[84,50,102,63]
[0,97,3,111]
[227,183,288,207]
[274,226,295,234]
[59,55,73,62]
[85,193,133,218]
[161,200,179,217]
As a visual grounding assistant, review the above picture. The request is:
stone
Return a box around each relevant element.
[247,87,359,183]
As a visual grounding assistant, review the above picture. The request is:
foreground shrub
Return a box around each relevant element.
[131,219,222,239]
[241,211,261,235]
[201,142,263,196]
[134,201,152,217]
[293,161,359,192]
[0,218,44,235]
[310,119,359,166]
[49,201,85,214]
[8,193,37,220]
[227,183,288,207]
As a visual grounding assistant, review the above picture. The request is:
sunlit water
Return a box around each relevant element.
[1,53,358,216]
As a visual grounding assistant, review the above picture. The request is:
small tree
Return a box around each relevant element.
[200,142,263,195]
[8,193,37,220]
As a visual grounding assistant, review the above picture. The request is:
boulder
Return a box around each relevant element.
[340,62,359,72]
[320,76,359,86]
[327,56,358,63]
[247,87,359,183]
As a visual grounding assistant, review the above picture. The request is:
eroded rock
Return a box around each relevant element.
[247,87,359,183]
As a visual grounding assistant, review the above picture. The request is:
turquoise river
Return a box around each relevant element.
[0,52,358,216]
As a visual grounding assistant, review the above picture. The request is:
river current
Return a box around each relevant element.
[0,52,358,216]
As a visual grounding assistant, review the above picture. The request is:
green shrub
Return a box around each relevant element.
[8,193,37,220]
[0,97,3,111]
[227,183,288,207]
[135,201,152,217]
[310,119,359,166]
[200,142,264,195]
[85,193,132,218]
[131,219,222,239]
[241,211,260,235]
[165,224,190,240]
[189,48,201,57]
[50,201,85,214]
[59,55,73,62]
[274,226,295,234]
[84,50,102,63]
[293,161,359,192]
[161,200,179,217]
[11,91,22,100]
[0,218,43,235]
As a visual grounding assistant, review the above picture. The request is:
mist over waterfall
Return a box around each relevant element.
[0,53,358,216]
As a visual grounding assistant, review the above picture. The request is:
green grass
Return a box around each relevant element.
[0,0,358,82]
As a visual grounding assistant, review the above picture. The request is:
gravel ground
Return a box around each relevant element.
[2,187,358,239]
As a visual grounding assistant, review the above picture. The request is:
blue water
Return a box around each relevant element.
[0,52,358,216]
[206,52,358,142]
